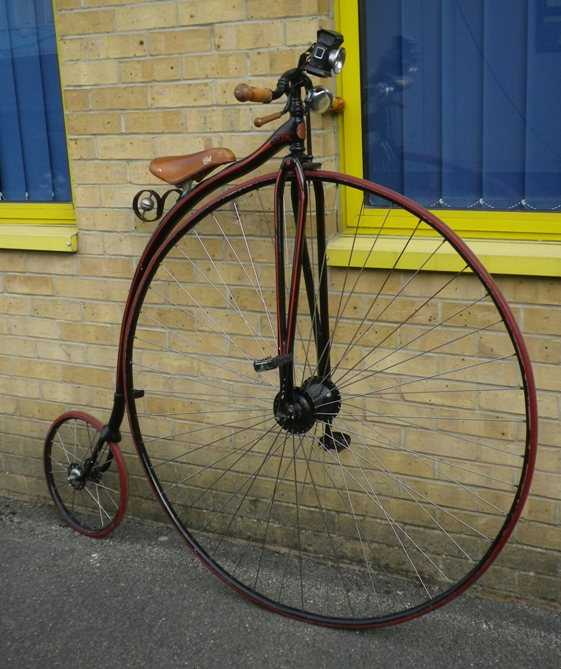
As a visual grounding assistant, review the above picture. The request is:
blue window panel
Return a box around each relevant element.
[361,0,561,212]
[0,0,71,203]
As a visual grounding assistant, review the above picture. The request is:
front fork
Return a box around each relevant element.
[93,158,333,461]
[274,158,332,398]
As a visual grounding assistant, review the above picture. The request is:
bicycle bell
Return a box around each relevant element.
[306,86,333,114]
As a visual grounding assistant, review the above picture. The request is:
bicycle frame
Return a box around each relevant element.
[98,111,330,449]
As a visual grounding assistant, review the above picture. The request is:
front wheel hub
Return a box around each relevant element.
[273,377,342,435]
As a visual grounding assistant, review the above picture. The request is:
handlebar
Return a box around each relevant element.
[329,96,345,113]
[234,83,274,104]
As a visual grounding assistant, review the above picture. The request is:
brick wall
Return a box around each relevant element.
[0,0,560,609]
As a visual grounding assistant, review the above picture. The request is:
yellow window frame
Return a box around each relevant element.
[0,1,77,254]
[332,0,561,277]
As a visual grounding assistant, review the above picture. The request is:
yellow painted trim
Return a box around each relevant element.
[0,224,78,252]
[0,203,76,225]
[327,234,561,277]
[335,0,363,180]
[342,207,561,241]
[335,0,561,242]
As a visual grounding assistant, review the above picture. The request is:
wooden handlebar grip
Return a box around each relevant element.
[329,96,346,113]
[254,111,283,127]
[234,83,273,103]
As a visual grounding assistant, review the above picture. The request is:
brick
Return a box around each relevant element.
[523,306,561,336]
[82,0,137,6]
[247,0,324,18]
[57,10,115,36]
[35,340,86,364]
[79,257,134,279]
[31,298,82,321]
[97,136,153,160]
[533,364,561,393]
[0,356,64,383]
[53,277,129,302]
[64,60,120,86]
[76,208,133,232]
[99,184,143,208]
[101,232,147,257]
[124,110,187,134]
[518,572,561,603]
[127,161,162,186]
[60,322,121,345]
[61,365,114,388]
[498,276,561,306]
[147,28,212,56]
[215,23,284,51]
[0,336,35,358]
[105,34,148,59]
[0,375,41,399]
[16,398,66,422]
[67,137,96,160]
[56,0,82,9]
[72,231,105,255]
[72,161,128,185]
[185,107,249,133]
[0,254,26,272]
[149,82,212,108]
[120,57,182,84]
[82,301,126,323]
[177,0,245,25]
[66,112,121,135]
[183,53,246,80]
[249,48,306,76]
[286,17,322,45]
[0,295,32,316]
[114,3,177,31]
[58,38,82,61]
[4,275,54,297]
[63,90,90,112]
[91,86,148,110]
[73,185,101,207]
[60,36,106,61]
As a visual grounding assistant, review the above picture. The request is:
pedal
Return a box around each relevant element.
[320,431,350,452]
[253,354,292,373]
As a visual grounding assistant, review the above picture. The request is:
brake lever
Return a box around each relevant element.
[253,97,291,128]
[253,110,284,127]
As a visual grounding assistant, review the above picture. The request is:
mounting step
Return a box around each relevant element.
[320,431,350,452]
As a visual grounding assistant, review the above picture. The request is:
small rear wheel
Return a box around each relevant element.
[44,411,128,538]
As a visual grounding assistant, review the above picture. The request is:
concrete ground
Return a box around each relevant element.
[1,495,560,669]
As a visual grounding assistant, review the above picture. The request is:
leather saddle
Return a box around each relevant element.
[149,148,236,186]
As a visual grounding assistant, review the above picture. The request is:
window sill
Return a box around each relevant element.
[0,203,77,252]
[326,234,561,277]
[0,224,78,253]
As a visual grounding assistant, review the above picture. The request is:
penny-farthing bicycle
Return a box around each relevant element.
[44,30,537,629]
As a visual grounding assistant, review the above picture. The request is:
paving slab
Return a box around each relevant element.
[1,495,560,669]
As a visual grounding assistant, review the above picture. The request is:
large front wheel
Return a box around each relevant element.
[122,171,537,628]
